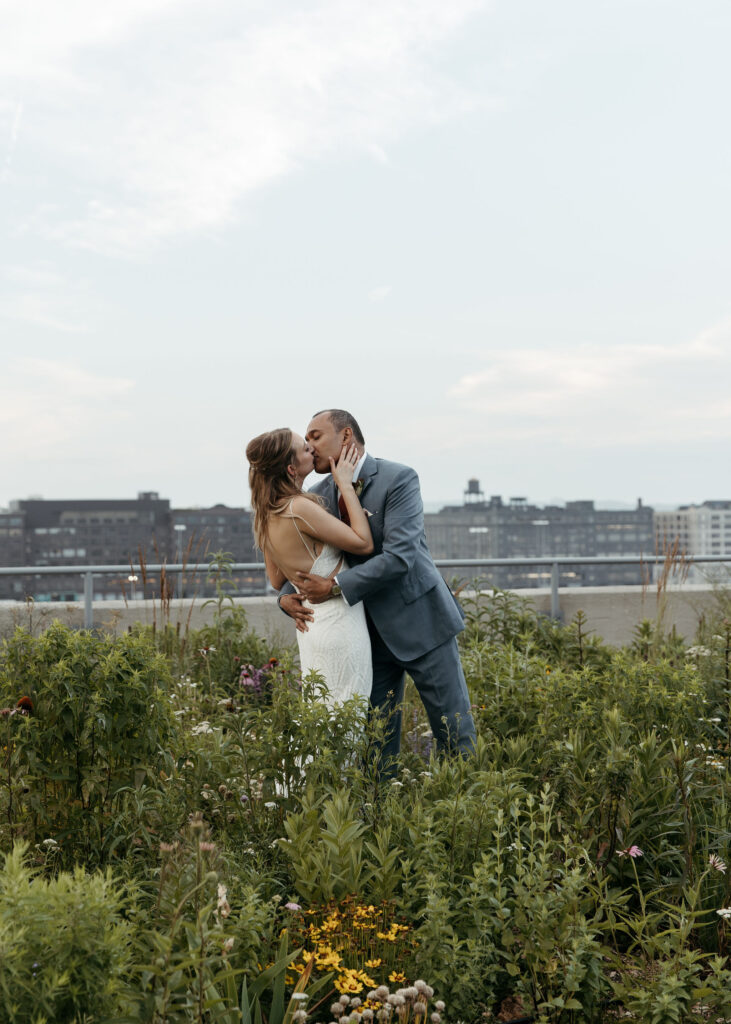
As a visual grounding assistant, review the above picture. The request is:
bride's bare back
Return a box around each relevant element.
[266,499,331,581]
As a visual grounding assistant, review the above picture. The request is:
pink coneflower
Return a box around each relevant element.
[618,845,644,858]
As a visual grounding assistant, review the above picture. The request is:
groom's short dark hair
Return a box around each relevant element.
[313,409,365,445]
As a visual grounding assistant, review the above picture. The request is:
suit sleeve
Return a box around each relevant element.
[337,466,423,606]
[276,578,296,616]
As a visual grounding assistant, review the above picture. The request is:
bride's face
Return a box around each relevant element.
[289,433,314,484]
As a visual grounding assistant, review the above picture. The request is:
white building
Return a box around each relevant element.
[654,501,731,581]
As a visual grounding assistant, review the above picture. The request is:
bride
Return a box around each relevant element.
[246,428,373,706]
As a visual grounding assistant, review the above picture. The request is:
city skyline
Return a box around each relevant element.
[2,1,730,509]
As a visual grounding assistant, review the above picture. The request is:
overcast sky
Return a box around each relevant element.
[1,0,729,511]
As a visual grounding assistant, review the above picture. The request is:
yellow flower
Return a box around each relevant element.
[389,971,407,983]
[365,958,382,968]
[335,970,364,994]
[357,971,377,987]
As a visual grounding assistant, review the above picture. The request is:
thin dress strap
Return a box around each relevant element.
[283,498,318,561]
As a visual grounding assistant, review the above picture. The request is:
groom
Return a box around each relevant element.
[278,408,476,769]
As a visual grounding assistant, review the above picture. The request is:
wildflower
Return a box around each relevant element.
[285,901,302,911]
[199,841,216,853]
[375,986,389,1001]
[265,801,277,809]
[339,996,351,1006]
[223,937,235,954]
[618,845,644,859]
[217,883,231,918]
[293,1011,308,1023]
[709,854,727,873]
[331,1005,345,1018]
[430,1015,441,1024]
[16,696,33,713]
[191,721,214,735]
[434,1002,445,1012]
[365,958,382,969]
[292,993,308,1001]
[199,645,217,655]
[390,780,403,788]
[41,838,59,848]
[159,841,178,853]
[413,1004,427,1017]
[716,907,731,919]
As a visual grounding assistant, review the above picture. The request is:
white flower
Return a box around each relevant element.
[264,801,277,809]
[42,838,58,848]
[191,721,214,735]
[717,907,731,919]
[709,854,727,873]
[217,884,231,919]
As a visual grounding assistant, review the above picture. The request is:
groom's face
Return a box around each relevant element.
[306,413,348,474]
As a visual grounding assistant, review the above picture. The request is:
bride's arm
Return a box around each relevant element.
[290,496,373,555]
[291,443,373,555]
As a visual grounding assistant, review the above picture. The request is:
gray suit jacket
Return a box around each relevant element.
[282,455,464,662]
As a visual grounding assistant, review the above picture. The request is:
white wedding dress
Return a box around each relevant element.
[286,505,373,708]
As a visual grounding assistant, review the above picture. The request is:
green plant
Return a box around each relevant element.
[0,623,178,865]
[0,842,134,1023]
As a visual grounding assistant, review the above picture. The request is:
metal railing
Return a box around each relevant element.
[0,555,729,629]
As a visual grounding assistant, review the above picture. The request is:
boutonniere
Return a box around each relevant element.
[354,479,364,497]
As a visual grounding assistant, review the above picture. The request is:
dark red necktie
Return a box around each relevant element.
[338,494,350,526]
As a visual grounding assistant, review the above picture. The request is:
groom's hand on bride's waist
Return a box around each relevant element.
[294,572,334,605]
[279,592,314,632]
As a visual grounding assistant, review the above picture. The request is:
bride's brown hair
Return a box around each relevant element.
[246,428,319,550]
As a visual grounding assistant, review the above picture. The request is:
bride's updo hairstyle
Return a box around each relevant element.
[246,428,318,550]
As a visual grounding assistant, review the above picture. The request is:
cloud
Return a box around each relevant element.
[0,264,93,332]
[2,0,489,255]
[368,284,392,303]
[0,100,22,183]
[0,358,134,455]
[445,320,731,446]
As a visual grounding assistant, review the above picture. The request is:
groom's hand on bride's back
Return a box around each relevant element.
[294,572,333,605]
[279,592,314,632]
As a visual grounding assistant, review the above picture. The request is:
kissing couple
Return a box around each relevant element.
[246,408,476,769]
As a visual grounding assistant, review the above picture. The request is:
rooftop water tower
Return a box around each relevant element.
[464,478,485,504]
